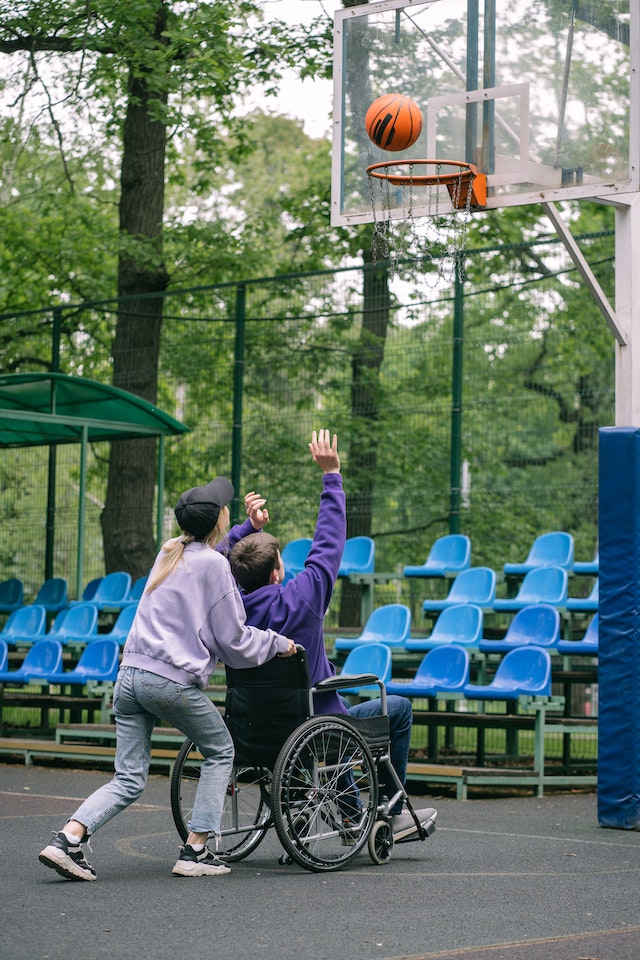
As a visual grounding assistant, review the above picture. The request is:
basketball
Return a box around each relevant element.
[365,94,423,152]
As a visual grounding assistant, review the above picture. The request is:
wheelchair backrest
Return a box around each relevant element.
[224,647,313,769]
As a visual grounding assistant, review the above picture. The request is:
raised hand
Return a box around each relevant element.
[309,429,340,474]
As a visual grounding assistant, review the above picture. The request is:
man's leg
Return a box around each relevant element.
[346,695,437,842]
[346,695,411,813]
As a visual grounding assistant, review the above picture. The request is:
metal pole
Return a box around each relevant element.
[156,434,165,551]
[482,0,496,173]
[231,283,246,525]
[615,196,640,423]
[76,424,88,600]
[45,309,62,582]
[466,0,479,163]
[449,262,464,534]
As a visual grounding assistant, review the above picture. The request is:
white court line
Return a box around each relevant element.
[439,825,640,847]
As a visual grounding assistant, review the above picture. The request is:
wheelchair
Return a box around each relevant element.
[170,646,431,873]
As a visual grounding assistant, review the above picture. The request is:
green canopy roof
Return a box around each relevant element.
[0,373,189,596]
[0,372,188,447]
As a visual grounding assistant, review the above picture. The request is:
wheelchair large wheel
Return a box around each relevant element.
[270,715,378,873]
[170,739,271,862]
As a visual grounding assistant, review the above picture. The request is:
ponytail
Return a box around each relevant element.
[146,506,230,593]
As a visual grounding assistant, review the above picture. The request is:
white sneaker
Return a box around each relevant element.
[392,806,437,843]
[172,844,231,877]
[39,831,97,882]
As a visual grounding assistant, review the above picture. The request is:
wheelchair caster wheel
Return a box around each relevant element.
[278,854,294,865]
[368,819,394,864]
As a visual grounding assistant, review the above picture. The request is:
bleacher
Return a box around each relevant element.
[328,530,599,796]
[0,573,142,739]
[0,533,600,795]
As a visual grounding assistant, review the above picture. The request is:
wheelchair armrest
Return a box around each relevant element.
[315,674,381,692]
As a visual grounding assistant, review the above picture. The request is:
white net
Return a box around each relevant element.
[367,160,480,282]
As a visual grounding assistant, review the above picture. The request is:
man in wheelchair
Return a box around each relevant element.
[229,429,437,845]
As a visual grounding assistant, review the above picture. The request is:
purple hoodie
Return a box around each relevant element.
[238,472,348,715]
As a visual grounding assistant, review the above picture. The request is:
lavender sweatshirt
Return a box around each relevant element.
[121,530,291,690]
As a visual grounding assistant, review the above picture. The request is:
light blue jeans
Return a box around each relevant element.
[69,666,234,838]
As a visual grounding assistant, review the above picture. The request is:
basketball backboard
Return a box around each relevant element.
[331,0,637,226]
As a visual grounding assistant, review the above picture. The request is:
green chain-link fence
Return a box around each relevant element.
[0,231,613,619]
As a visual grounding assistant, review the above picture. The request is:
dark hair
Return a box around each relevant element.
[230,532,281,593]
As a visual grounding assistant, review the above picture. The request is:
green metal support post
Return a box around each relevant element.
[231,283,246,525]
[449,263,464,534]
[45,309,62,583]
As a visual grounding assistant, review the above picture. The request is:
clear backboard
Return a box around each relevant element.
[331,0,637,226]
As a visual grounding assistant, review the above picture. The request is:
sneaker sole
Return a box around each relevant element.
[39,848,96,881]
[172,862,231,877]
[394,816,437,844]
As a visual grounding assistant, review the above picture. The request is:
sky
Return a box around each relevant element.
[254,0,344,139]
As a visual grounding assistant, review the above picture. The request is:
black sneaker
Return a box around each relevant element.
[172,844,231,877]
[339,813,367,847]
[39,831,97,882]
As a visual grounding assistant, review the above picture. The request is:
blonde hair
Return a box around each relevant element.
[146,506,230,593]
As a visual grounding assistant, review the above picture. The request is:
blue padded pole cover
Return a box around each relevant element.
[598,427,640,828]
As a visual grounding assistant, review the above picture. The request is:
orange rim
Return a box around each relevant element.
[366,159,487,209]
[366,159,478,187]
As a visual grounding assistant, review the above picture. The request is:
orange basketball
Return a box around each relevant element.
[365,94,423,152]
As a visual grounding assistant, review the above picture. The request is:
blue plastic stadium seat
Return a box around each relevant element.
[386,645,471,698]
[80,571,132,611]
[338,537,375,577]
[566,579,598,612]
[403,534,471,578]
[337,643,392,695]
[557,613,598,656]
[1,604,47,646]
[0,577,24,613]
[334,603,411,651]
[503,531,574,575]
[478,604,561,654]
[99,604,138,647]
[48,603,99,646]
[492,566,568,611]
[462,646,552,701]
[572,551,599,575]
[0,638,63,684]
[405,604,483,651]
[33,577,68,613]
[0,639,8,672]
[280,539,313,585]
[422,567,497,613]
[120,575,148,606]
[69,577,103,605]
[46,638,120,685]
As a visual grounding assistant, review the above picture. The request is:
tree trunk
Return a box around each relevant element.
[339,248,391,627]
[101,47,169,578]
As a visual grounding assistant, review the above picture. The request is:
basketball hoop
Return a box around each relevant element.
[366,159,487,281]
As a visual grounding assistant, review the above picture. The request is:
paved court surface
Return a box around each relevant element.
[1,761,639,960]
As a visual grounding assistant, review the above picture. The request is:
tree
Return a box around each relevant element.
[0,0,332,578]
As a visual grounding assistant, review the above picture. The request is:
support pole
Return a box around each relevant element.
[155,435,165,551]
[76,425,88,601]
[45,309,62,582]
[449,261,464,534]
[231,283,246,525]
[614,196,640,424]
